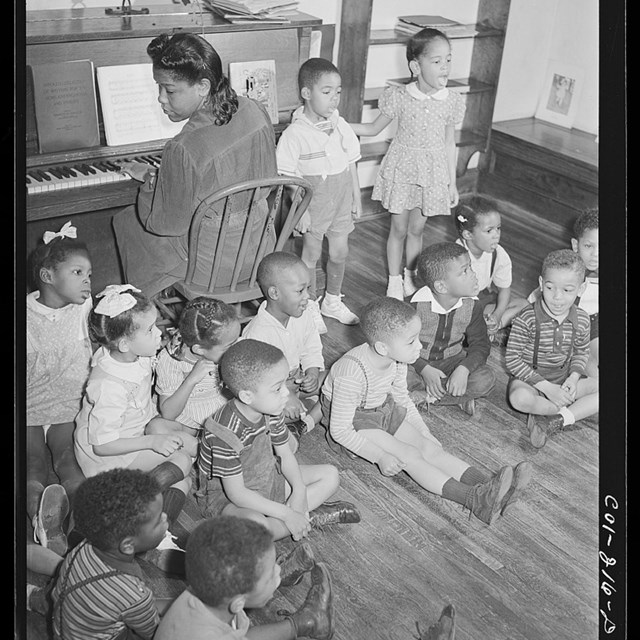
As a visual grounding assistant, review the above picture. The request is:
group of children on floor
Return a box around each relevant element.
[23,26,598,640]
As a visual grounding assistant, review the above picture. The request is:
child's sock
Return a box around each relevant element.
[149,461,184,493]
[162,487,186,526]
[386,274,404,300]
[459,466,489,486]
[559,406,575,425]
[441,477,474,506]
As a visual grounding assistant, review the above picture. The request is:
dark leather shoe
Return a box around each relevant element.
[278,541,315,587]
[500,461,533,517]
[527,413,565,448]
[416,603,456,640]
[290,562,333,639]
[466,466,513,525]
[309,501,361,528]
[457,398,475,416]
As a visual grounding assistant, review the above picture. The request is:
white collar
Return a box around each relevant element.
[411,285,477,314]
[406,82,449,102]
[92,346,152,382]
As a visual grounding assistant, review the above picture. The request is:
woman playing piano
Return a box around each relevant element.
[113,32,278,298]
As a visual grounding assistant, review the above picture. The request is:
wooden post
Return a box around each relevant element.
[337,0,373,122]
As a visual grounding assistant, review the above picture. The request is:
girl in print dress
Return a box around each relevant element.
[350,28,465,300]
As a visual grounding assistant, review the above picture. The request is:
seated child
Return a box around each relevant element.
[242,251,327,440]
[155,297,240,438]
[321,296,531,526]
[155,515,334,640]
[528,207,599,378]
[27,221,92,556]
[74,284,199,560]
[507,249,599,448]
[453,195,527,340]
[195,338,360,541]
[407,242,496,417]
[50,468,177,640]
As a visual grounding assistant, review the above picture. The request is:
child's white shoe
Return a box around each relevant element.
[306,298,328,335]
[403,268,418,297]
[386,275,404,300]
[320,293,359,325]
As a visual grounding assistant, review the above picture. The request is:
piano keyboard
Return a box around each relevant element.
[26,154,162,195]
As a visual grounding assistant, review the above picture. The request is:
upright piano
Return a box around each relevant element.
[22,6,321,291]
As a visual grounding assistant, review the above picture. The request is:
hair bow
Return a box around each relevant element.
[94,284,141,318]
[457,215,468,223]
[43,221,77,244]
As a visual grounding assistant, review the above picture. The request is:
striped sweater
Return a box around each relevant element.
[51,541,159,640]
[505,299,591,385]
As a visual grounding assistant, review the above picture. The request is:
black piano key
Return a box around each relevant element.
[28,171,44,182]
[81,164,97,175]
[36,170,52,181]
[73,164,90,176]
[49,168,65,179]
[58,166,75,178]
[104,161,121,171]
[63,166,79,177]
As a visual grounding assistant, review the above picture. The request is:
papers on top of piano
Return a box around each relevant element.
[202,0,298,23]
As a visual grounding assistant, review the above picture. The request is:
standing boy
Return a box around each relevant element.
[242,251,326,440]
[195,339,360,541]
[407,242,496,417]
[507,249,598,448]
[276,57,362,332]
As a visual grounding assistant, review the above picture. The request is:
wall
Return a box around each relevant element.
[493,0,598,134]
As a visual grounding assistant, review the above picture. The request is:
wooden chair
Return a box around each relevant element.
[154,176,313,325]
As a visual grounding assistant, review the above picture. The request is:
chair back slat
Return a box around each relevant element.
[229,186,260,292]
[175,176,313,311]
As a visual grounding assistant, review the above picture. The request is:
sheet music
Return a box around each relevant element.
[96,63,185,146]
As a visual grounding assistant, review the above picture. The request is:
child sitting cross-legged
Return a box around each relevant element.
[527,207,599,379]
[50,468,179,640]
[407,241,496,417]
[195,338,360,541]
[507,249,599,448]
[320,296,532,526]
[242,251,328,443]
[155,515,335,640]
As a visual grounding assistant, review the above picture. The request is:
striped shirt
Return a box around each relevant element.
[155,343,228,430]
[51,541,159,640]
[505,299,591,385]
[321,343,432,464]
[198,399,289,478]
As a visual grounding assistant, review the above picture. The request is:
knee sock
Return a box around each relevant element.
[441,477,474,507]
[325,259,346,297]
[459,466,489,486]
[559,406,575,425]
[149,462,185,493]
[162,488,186,527]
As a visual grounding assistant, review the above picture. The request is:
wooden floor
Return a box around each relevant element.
[25,202,600,640]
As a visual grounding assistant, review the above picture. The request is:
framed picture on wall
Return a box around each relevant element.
[535,60,584,129]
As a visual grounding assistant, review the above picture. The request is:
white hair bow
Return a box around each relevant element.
[457,215,468,222]
[94,284,141,318]
[43,221,77,244]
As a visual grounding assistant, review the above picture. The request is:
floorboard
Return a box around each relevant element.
[25,199,600,640]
